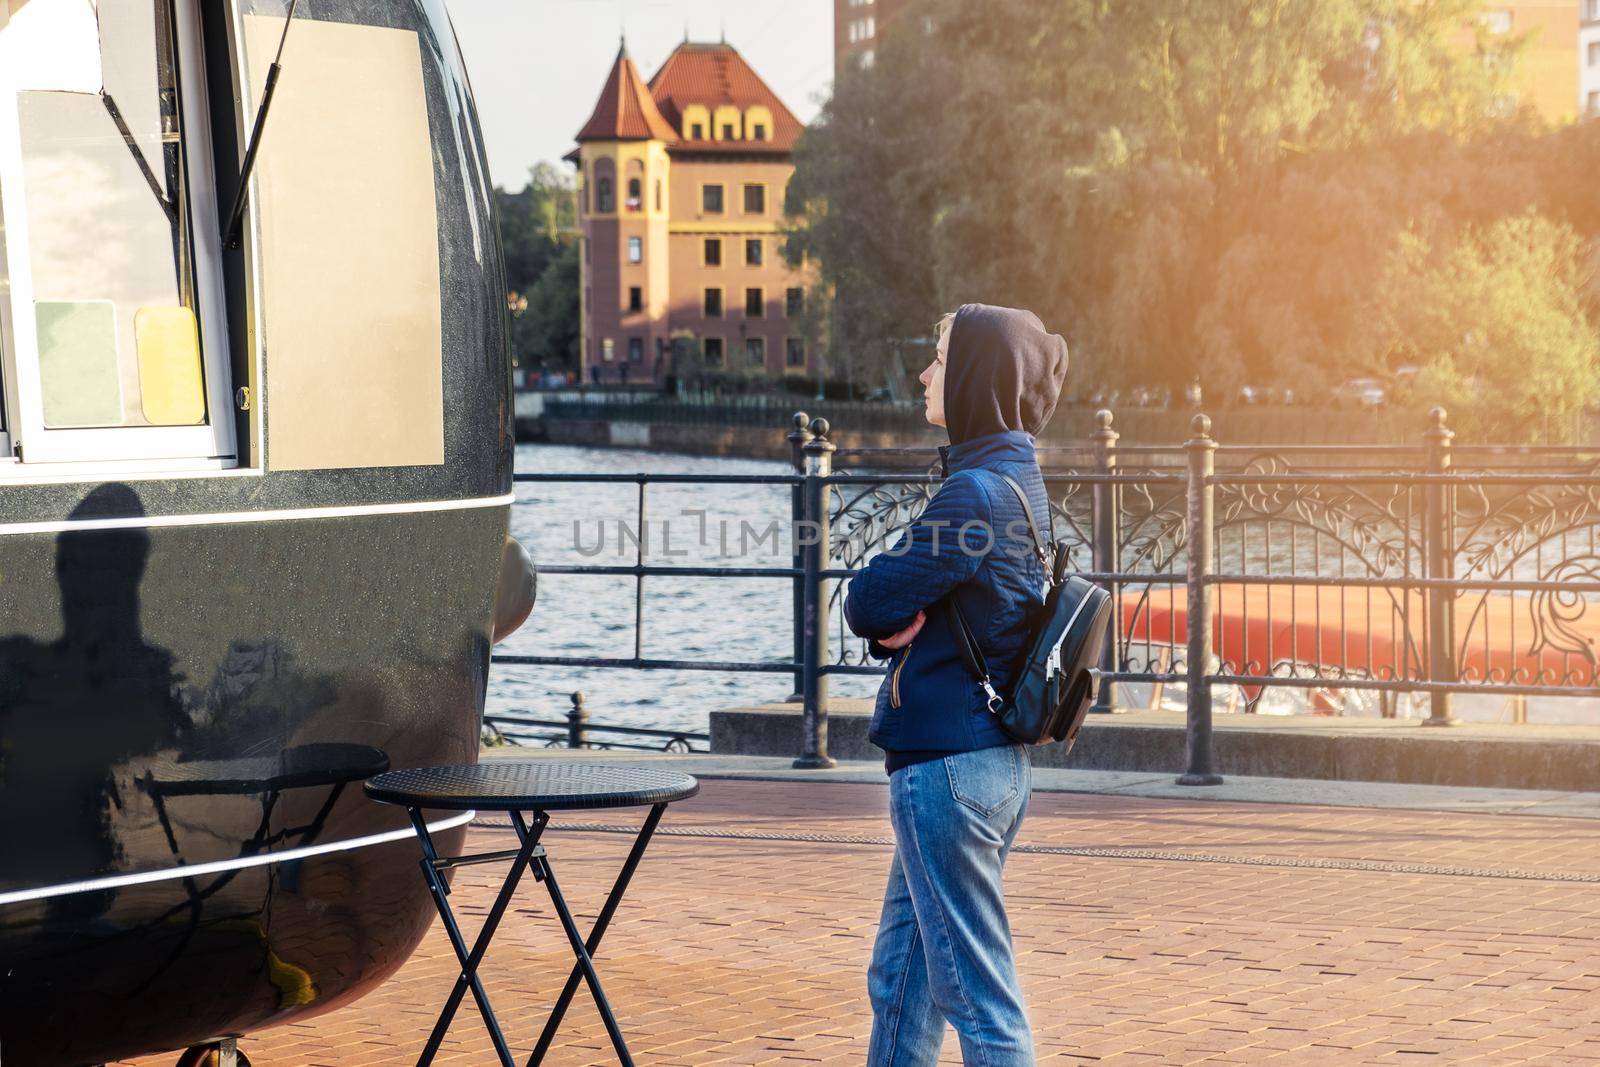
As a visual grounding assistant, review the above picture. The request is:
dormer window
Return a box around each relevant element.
[751,124,767,140]
[690,123,704,139]
[721,124,735,140]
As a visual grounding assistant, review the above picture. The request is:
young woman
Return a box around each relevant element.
[843,303,1069,1066]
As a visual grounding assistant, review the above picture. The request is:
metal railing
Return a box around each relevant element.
[493,407,1600,782]
[485,692,711,753]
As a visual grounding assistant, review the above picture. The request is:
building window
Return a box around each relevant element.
[1590,90,1600,115]
[745,287,764,317]
[704,288,723,317]
[704,337,724,366]
[0,0,238,465]
[1480,9,1512,34]
[751,123,767,140]
[704,238,723,266]
[848,16,877,42]
[743,184,766,214]
[721,123,736,140]
[628,286,643,312]
[597,177,614,212]
[628,236,642,263]
[690,122,704,139]
[702,184,725,214]
[786,287,804,317]
[786,337,805,367]
[628,337,643,362]
[626,177,642,210]
[859,48,876,68]
[1589,41,1600,66]
[745,336,766,366]
[655,179,663,211]
[745,239,764,266]
[602,338,615,362]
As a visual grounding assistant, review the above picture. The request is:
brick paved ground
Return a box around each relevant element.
[123,778,1600,1066]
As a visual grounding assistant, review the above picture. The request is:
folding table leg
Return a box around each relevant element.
[527,803,666,1066]
[412,808,546,1067]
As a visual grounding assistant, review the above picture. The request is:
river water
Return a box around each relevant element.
[492,444,880,739]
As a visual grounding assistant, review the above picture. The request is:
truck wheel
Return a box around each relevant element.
[175,1045,254,1067]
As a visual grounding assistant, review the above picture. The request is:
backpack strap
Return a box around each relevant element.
[947,598,1003,713]
[994,472,1054,573]
[944,470,1054,714]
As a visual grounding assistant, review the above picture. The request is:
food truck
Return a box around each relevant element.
[0,1,520,1061]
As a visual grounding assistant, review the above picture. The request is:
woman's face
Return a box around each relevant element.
[920,328,949,427]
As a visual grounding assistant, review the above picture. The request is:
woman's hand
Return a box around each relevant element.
[878,610,925,650]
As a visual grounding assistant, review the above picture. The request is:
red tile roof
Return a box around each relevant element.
[647,41,804,153]
[575,42,678,144]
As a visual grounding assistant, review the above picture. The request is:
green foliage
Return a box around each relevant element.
[1372,213,1600,441]
[497,163,580,371]
[513,241,581,370]
[789,0,1597,436]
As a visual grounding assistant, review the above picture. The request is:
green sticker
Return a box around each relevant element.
[36,300,122,428]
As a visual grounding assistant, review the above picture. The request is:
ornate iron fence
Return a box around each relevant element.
[494,409,1600,782]
[485,693,710,753]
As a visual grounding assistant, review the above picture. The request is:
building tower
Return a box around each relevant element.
[572,40,676,384]
[571,37,816,385]
[1582,0,1600,117]
[834,0,911,76]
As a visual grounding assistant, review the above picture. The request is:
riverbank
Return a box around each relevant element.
[515,391,1600,460]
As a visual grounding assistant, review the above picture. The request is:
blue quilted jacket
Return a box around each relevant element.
[843,432,1051,753]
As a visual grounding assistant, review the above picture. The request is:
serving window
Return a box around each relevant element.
[0,0,235,470]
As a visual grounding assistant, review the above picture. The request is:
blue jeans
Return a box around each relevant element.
[868,744,1034,1066]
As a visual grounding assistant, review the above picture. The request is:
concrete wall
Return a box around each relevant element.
[710,701,1600,791]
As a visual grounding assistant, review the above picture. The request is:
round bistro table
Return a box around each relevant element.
[364,762,699,1067]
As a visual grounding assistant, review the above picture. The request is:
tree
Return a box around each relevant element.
[784,39,954,389]
[497,163,580,372]
[497,162,578,295]
[513,240,581,371]
[1370,213,1600,440]
[788,0,1574,413]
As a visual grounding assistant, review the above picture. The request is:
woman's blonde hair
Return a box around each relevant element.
[933,312,956,348]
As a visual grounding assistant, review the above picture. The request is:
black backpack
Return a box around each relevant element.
[946,473,1112,750]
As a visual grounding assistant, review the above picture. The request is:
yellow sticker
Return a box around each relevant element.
[135,306,206,425]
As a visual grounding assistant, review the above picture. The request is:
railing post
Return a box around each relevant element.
[786,412,814,703]
[795,417,837,769]
[1422,406,1459,726]
[1091,409,1122,714]
[568,691,589,749]
[1178,414,1222,785]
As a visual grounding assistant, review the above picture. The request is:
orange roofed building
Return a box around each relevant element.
[568,40,816,385]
